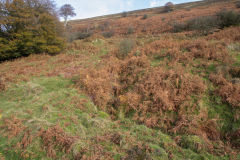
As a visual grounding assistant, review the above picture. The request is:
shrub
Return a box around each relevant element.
[141,14,148,20]
[0,0,65,61]
[76,31,93,40]
[117,39,135,59]
[173,22,186,33]
[186,16,219,33]
[102,30,115,38]
[127,26,135,35]
[173,10,240,33]
[173,16,219,34]
[217,10,240,28]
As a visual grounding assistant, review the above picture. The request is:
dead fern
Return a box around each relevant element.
[39,125,76,159]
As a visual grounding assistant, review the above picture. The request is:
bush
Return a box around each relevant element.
[186,16,219,33]
[117,39,135,59]
[76,30,93,40]
[173,22,186,33]
[173,10,240,33]
[141,14,148,20]
[173,16,219,33]
[127,27,135,35]
[0,0,65,61]
[102,30,115,38]
[217,10,240,28]
[76,32,92,40]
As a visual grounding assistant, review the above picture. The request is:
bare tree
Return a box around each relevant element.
[59,4,76,26]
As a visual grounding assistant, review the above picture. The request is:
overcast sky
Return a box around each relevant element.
[55,0,200,20]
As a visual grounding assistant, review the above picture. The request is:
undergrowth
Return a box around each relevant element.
[1,77,235,159]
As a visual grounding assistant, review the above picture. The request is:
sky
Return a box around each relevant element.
[55,0,201,20]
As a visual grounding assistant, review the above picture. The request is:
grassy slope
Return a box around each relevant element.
[1,76,236,160]
[0,0,240,160]
[1,37,239,160]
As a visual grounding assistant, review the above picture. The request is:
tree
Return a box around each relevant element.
[59,4,76,26]
[122,11,127,17]
[164,2,174,12]
[0,0,65,61]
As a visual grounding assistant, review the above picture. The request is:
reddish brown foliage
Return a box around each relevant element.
[181,39,230,62]
[70,1,237,36]
[76,67,117,109]
[172,107,223,153]
[217,83,240,107]
[1,116,25,138]
[142,39,192,65]
[17,130,33,149]
[207,27,240,43]
[142,38,232,65]
[39,125,76,158]
[130,66,205,129]
[210,74,240,107]
[68,41,100,54]
[76,53,208,132]
[119,55,150,89]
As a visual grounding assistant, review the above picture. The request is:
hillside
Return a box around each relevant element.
[0,0,240,159]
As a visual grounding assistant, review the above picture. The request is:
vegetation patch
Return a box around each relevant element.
[1,0,240,159]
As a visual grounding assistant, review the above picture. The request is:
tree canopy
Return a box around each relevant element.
[164,2,174,12]
[59,4,76,26]
[0,0,65,61]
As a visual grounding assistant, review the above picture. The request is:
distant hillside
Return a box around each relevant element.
[66,0,239,39]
